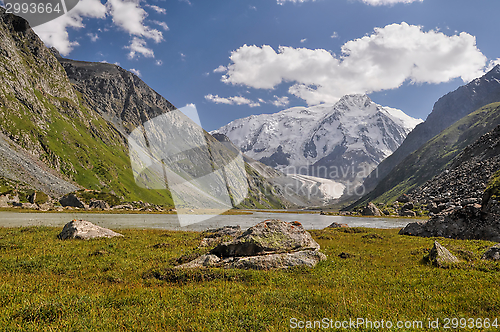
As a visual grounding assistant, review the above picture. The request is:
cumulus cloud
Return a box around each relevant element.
[129,68,141,76]
[271,95,290,107]
[107,0,162,42]
[34,0,106,55]
[33,0,167,58]
[205,94,261,107]
[217,23,487,105]
[126,37,155,59]
[145,4,166,14]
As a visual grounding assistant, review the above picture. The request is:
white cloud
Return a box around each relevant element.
[87,33,99,42]
[155,59,163,66]
[180,0,192,5]
[300,38,307,43]
[107,0,163,43]
[213,65,227,73]
[218,23,488,105]
[271,95,290,107]
[126,37,155,59]
[205,94,260,107]
[33,0,106,55]
[486,58,500,72]
[34,0,166,58]
[152,20,169,31]
[277,0,314,4]
[129,68,141,76]
[145,4,166,14]
[361,0,423,5]
[330,31,338,39]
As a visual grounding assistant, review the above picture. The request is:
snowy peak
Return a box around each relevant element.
[212,94,422,185]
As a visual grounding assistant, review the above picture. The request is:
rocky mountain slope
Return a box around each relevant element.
[399,124,500,241]
[213,94,421,187]
[0,8,293,210]
[361,65,500,194]
[351,102,500,206]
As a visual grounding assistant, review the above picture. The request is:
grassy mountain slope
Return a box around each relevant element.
[352,102,500,206]
[0,8,291,209]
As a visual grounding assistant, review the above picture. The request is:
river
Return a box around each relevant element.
[0,211,417,231]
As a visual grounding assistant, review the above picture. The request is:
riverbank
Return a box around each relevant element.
[0,226,498,331]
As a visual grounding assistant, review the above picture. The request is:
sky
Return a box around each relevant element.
[4,0,500,131]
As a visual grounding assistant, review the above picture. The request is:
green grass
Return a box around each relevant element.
[0,226,499,331]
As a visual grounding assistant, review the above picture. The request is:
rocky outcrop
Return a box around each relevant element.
[362,202,382,216]
[399,203,500,242]
[58,220,123,240]
[177,219,326,270]
[425,241,459,268]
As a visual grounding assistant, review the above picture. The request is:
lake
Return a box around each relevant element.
[0,211,417,231]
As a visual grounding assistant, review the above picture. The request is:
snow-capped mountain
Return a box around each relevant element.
[212,94,422,186]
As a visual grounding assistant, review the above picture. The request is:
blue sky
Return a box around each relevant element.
[12,0,500,131]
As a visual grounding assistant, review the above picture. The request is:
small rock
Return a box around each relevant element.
[426,241,459,268]
[400,210,416,217]
[89,200,110,210]
[402,202,414,210]
[226,250,326,270]
[176,254,221,269]
[482,244,500,260]
[58,220,123,240]
[327,222,348,228]
[397,194,411,203]
[338,252,352,259]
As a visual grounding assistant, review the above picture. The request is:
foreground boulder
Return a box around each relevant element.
[58,220,123,240]
[210,219,319,257]
[425,241,459,268]
[177,219,326,270]
[482,244,500,260]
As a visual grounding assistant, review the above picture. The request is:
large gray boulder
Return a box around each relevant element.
[210,219,320,257]
[426,241,459,268]
[362,202,382,216]
[59,194,88,209]
[482,244,500,260]
[199,226,242,248]
[178,219,326,270]
[58,220,123,240]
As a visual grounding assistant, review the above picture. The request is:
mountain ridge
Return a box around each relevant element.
[212,94,421,187]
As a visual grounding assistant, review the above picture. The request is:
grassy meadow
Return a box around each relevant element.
[0,225,499,331]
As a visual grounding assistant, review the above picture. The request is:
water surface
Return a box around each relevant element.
[0,211,415,231]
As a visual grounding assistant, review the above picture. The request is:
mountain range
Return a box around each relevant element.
[212,94,422,189]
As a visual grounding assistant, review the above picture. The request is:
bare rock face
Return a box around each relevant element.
[482,244,500,260]
[177,219,325,270]
[362,202,382,216]
[210,219,320,257]
[425,241,459,268]
[58,220,123,240]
